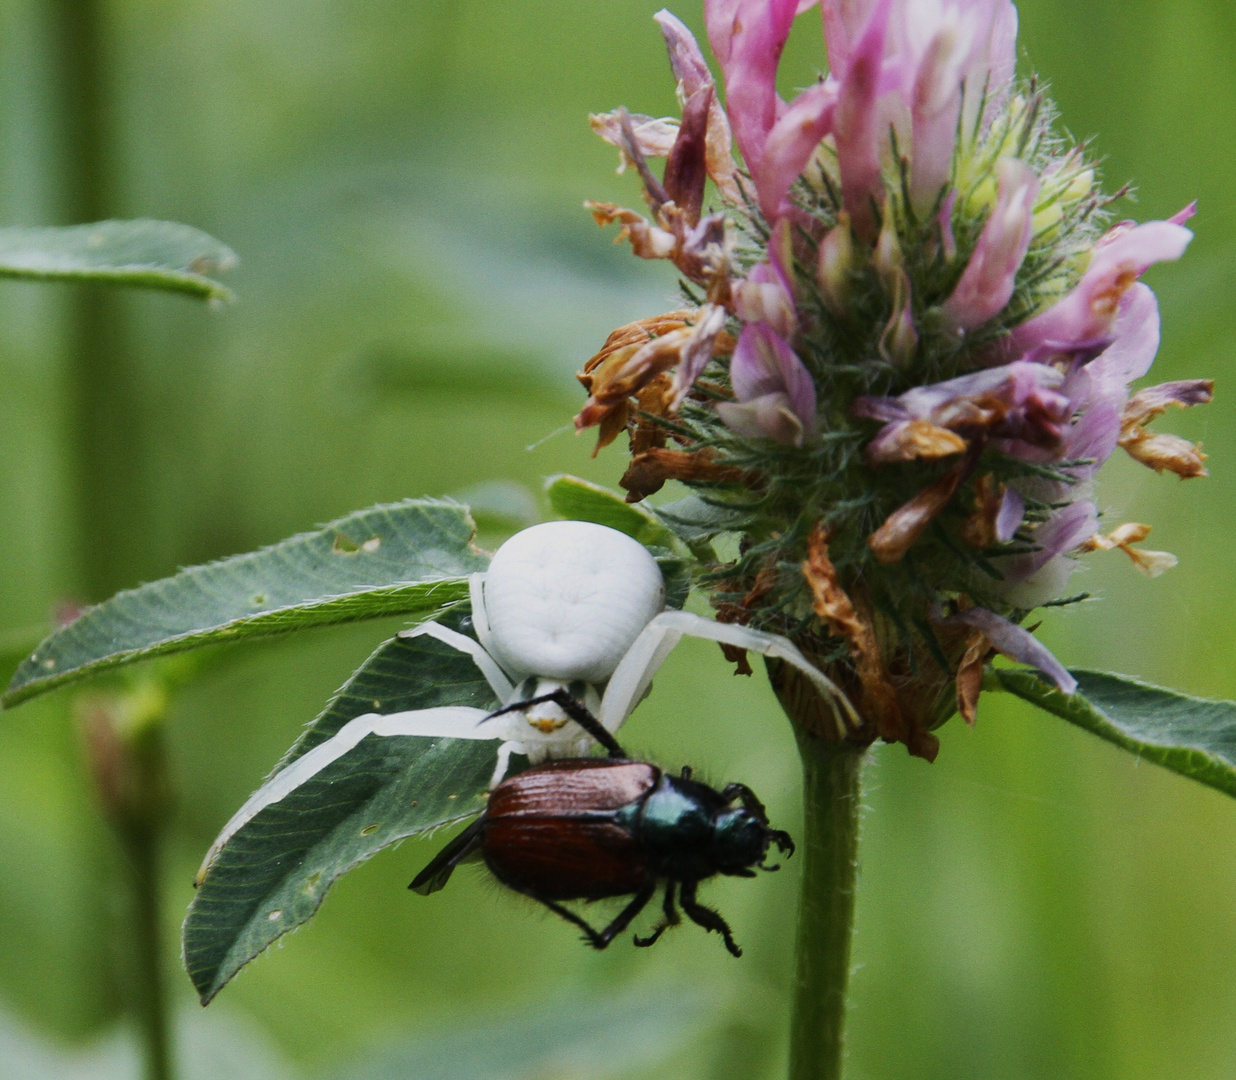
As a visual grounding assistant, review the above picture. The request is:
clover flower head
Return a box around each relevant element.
[578,0,1212,758]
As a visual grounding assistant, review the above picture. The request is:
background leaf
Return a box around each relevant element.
[330,985,717,1080]
[0,220,236,300]
[5,500,486,708]
[184,614,501,1004]
[545,474,676,546]
[997,668,1236,799]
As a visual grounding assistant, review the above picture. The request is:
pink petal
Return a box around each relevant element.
[1011,221,1192,352]
[729,322,818,432]
[712,0,800,171]
[717,392,809,445]
[754,79,839,220]
[1069,283,1161,409]
[655,8,714,92]
[943,158,1038,329]
[1168,200,1198,226]
[704,0,742,64]
[834,0,894,239]
[995,486,1025,542]
[821,0,879,77]
[670,304,729,406]
[944,607,1077,695]
[1000,499,1098,582]
[655,9,741,201]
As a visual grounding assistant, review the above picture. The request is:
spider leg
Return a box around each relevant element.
[397,619,513,702]
[673,611,860,735]
[489,740,524,789]
[483,691,626,759]
[634,880,681,948]
[195,705,492,883]
[680,879,743,957]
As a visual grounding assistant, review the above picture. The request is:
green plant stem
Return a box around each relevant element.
[48,0,141,601]
[788,733,864,1080]
[119,820,173,1080]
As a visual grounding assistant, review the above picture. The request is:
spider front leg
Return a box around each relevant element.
[599,610,860,738]
[483,691,627,759]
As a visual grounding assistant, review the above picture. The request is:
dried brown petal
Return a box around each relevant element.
[1080,522,1178,578]
[959,475,1001,549]
[955,630,991,726]
[803,526,917,754]
[619,447,751,502]
[873,419,969,465]
[589,111,680,168]
[868,465,965,564]
[1119,378,1213,478]
[1120,431,1209,478]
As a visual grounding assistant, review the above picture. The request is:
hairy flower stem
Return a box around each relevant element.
[789,733,864,1080]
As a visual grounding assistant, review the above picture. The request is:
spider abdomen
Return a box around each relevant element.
[480,521,665,683]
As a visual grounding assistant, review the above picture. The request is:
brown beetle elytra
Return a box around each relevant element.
[411,717,793,956]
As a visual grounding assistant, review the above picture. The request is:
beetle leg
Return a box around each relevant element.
[594,883,658,948]
[531,884,654,950]
[680,879,743,958]
[634,881,680,948]
[408,815,486,895]
[482,691,627,759]
[771,829,795,859]
[718,782,770,823]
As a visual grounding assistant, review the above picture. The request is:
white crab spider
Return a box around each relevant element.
[200,521,857,876]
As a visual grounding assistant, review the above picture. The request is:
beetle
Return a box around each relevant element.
[199,520,853,877]
[409,711,794,956]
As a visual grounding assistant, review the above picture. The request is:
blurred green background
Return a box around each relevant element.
[0,0,1234,1077]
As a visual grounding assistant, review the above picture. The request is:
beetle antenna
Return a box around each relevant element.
[481,691,627,759]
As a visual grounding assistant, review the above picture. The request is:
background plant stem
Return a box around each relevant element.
[118,789,173,1080]
[49,0,141,602]
[788,734,864,1080]
[49,4,173,1073]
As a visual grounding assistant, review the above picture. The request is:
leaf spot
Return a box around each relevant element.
[304,873,322,896]
[267,909,282,922]
[447,793,457,800]
[372,700,381,709]
[409,800,418,808]
[251,593,267,606]
[332,533,382,555]
[42,658,55,670]
[360,824,379,835]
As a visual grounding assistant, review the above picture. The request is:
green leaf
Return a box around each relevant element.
[4,500,487,708]
[0,219,237,300]
[544,474,694,609]
[184,618,502,1004]
[997,668,1236,799]
[545,474,676,547]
